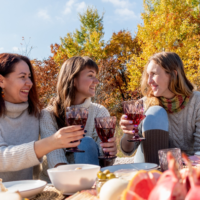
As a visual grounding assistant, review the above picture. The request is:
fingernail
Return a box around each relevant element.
[103,148,106,151]
[108,139,111,142]
[129,121,133,124]
[134,125,138,128]
[132,130,135,133]
[84,130,87,133]
[124,115,128,118]
[83,134,85,137]
[100,143,103,147]
[81,125,84,129]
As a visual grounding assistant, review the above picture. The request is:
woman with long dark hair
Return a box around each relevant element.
[120,52,200,163]
[40,56,117,181]
[0,53,84,182]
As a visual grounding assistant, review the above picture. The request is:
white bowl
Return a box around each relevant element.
[47,164,100,195]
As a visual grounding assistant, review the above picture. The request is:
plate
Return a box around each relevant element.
[4,180,47,198]
[101,163,158,173]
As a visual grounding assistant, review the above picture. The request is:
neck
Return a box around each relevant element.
[162,92,175,99]
[73,94,87,105]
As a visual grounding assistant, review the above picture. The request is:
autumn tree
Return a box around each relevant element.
[96,31,142,117]
[128,0,200,91]
[52,7,105,65]
[32,56,60,107]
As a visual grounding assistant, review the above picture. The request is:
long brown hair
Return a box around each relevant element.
[141,52,194,109]
[0,53,40,117]
[50,56,98,129]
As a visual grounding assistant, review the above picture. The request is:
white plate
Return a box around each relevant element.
[195,151,200,156]
[101,163,158,172]
[4,180,47,199]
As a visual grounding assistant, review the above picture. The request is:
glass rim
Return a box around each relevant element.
[158,148,181,153]
[94,116,116,120]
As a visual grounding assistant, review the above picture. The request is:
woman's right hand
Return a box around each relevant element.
[120,115,137,136]
[52,125,84,149]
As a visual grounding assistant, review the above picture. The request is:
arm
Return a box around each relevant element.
[0,137,40,172]
[40,109,68,168]
[193,102,200,153]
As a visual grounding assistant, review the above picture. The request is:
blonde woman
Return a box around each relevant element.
[40,56,117,180]
[120,52,200,162]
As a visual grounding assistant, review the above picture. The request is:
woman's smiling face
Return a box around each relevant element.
[0,60,33,103]
[147,60,174,98]
[74,66,99,99]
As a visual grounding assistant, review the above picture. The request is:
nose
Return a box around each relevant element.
[94,77,99,84]
[26,78,33,87]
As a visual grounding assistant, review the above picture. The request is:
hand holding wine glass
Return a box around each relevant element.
[95,116,117,159]
[121,99,146,142]
[65,107,88,153]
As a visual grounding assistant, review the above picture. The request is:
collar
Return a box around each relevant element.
[5,101,29,118]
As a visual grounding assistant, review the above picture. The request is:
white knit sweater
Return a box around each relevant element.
[39,98,110,179]
[0,101,41,182]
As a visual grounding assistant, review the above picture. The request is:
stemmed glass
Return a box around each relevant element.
[95,116,117,160]
[122,99,146,142]
[65,107,88,153]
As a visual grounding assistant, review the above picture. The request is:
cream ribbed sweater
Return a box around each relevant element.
[0,101,41,182]
[39,98,110,181]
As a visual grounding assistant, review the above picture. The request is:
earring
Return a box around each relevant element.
[1,90,5,98]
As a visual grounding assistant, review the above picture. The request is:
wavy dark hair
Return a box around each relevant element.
[0,53,40,117]
[50,56,98,129]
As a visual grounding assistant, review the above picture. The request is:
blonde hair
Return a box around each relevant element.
[141,52,194,109]
[50,56,98,128]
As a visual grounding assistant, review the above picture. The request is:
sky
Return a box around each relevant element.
[0,0,143,60]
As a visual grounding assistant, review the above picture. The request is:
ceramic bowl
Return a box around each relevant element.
[47,164,100,195]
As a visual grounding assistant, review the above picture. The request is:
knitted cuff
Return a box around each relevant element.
[142,129,169,165]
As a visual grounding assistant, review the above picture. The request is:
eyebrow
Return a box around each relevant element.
[88,70,95,73]
[18,72,31,75]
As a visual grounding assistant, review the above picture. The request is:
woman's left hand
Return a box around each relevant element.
[100,137,117,156]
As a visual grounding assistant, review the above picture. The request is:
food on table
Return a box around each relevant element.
[114,169,138,181]
[75,167,82,170]
[0,178,8,192]
[121,152,200,200]
[121,170,160,200]
[99,178,128,200]
[96,170,117,194]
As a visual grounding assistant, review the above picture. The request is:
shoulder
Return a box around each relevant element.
[40,105,55,121]
[189,91,200,105]
[89,102,110,117]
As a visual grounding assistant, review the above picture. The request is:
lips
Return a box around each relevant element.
[151,85,158,91]
[20,89,30,95]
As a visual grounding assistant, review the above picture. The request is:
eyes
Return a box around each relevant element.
[20,75,31,79]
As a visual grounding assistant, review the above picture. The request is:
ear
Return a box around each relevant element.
[174,70,177,76]
[73,77,77,87]
[0,75,5,88]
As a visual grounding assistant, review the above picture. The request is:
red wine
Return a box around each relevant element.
[126,113,145,125]
[96,128,114,143]
[67,118,87,127]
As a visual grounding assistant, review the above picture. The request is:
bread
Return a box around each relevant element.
[0,178,8,192]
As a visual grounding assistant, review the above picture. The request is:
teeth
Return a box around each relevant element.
[21,90,29,92]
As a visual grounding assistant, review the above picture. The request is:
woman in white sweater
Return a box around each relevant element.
[120,52,200,163]
[0,53,85,182]
[40,56,117,179]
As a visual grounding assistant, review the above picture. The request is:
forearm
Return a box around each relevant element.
[0,142,40,172]
[121,133,135,153]
[34,136,56,159]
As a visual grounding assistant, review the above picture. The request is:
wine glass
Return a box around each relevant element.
[122,99,146,142]
[65,107,88,153]
[95,116,117,160]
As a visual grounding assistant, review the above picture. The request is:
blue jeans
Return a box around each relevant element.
[74,136,100,165]
[134,106,169,163]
